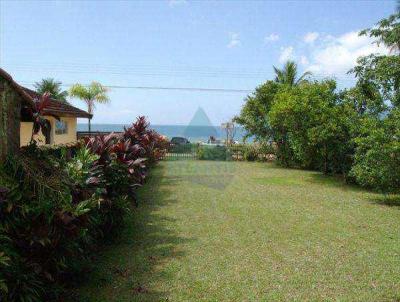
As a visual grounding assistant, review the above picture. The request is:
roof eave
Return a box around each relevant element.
[0,69,35,106]
[43,110,93,119]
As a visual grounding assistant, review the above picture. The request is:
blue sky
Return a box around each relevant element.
[0,0,395,126]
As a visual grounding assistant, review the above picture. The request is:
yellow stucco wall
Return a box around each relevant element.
[54,117,77,145]
[20,116,78,146]
[20,122,46,146]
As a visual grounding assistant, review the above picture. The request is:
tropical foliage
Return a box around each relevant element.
[273,60,311,86]
[34,78,68,102]
[197,145,229,161]
[233,81,279,141]
[69,82,110,132]
[350,109,400,192]
[236,12,400,192]
[359,12,400,53]
[30,92,52,143]
[0,115,166,301]
[196,143,275,162]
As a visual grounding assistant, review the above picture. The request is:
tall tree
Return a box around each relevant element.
[273,60,311,86]
[69,82,110,132]
[360,12,400,54]
[353,12,400,107]
[349,12,400,192]
[234,81,280,142]
[34,78,68,102]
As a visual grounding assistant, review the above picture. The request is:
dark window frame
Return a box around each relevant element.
[55,119,68,135]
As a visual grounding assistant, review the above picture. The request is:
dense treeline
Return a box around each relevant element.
[235,13,400,193]
[0,117,166,301]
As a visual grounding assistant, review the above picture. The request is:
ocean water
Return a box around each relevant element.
[77,124,250,143]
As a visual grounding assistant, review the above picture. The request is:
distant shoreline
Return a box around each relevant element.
[77,124,250,142]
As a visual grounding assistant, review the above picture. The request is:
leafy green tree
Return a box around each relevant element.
[349,12,400,191]
[350,54,400,108]
[340,81,384,116]
[268,80,354,173]
[360,13,400,54]
[234,81,280,142]
[34,78,68,102]
[69,82,110,132]
[273,60,311,86]
[350,110,400,193]
[236,76,355,173]
[352,13,400,108]
[235,60,312,143]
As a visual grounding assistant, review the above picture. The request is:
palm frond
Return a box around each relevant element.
[273,60,312,86]
[273,66,285,83]
[296,71,312,85]
[69,82,110,115]
[89,82,110,103]
[69,84,90,100]
[34,78,68,102]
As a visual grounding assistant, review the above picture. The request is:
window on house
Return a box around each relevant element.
[55,120,68,135]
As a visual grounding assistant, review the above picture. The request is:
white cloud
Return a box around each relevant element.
[303,32,319,44]
[265,33,279,43]
[300,56,309,66]
[305,30,389,75]
[227,33,241,48]
[279,46,294,63]
[168,0,187,7]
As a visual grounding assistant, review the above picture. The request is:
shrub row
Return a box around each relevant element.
[196,143,276,161]
[197,145,229,161]
[0,116,166,301]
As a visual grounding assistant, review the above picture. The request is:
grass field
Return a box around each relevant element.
[73,161,400,301]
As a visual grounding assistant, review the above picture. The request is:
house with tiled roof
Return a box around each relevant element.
[0,68,92,159]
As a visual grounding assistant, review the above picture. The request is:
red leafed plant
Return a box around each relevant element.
[0,115,165,301]
[84,133,144,201]
[30,92,53,143]
[123,116,168,163]
[83,116,166,202]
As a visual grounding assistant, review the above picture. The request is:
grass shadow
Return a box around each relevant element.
[68,164,195,302]
[305,173,366,193]
[368,195,400,207]
[307,173,346,187]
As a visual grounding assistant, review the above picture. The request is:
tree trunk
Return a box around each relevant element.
[87,100,93,135]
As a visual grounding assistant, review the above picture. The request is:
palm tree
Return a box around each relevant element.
[273,60,311,86]
[69,82,110,133]
[34,78,68,102]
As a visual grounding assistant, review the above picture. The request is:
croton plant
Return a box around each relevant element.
[29,92,53,143]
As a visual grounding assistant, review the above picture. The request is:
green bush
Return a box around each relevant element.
[350,111,400,193]
[197,145,230,161]
[169,143,196,154]
[243,145,258,161]
[234,11,400,187]
[0,156,97,301]
[0,117,163,301]
[229,143,275,162]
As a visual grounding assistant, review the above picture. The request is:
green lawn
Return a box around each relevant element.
[74,161,400,301]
